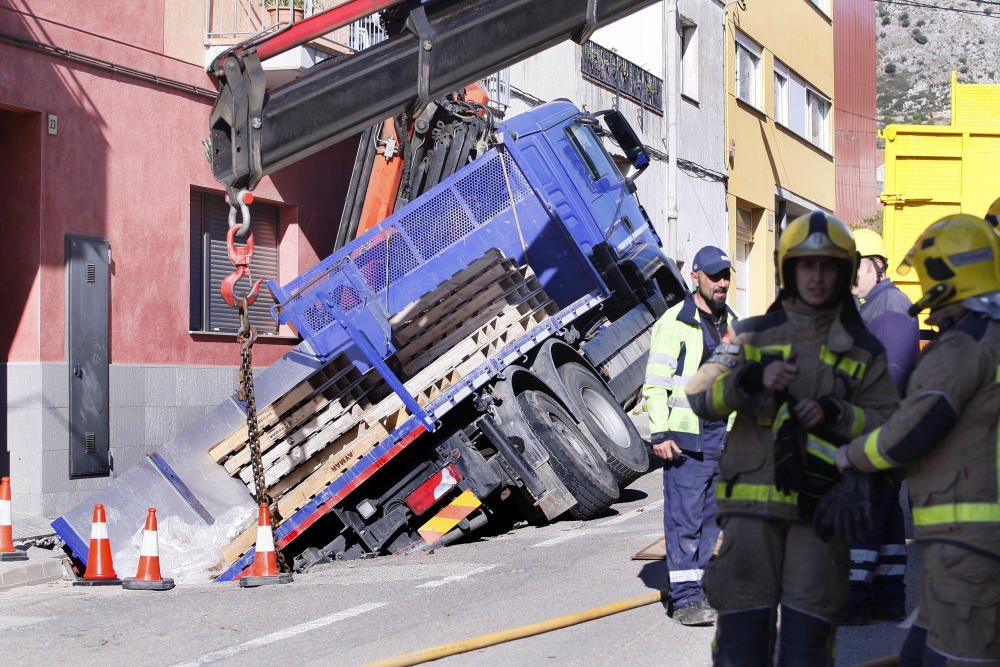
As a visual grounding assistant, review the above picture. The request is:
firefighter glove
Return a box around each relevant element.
[773,413,806,495]
[813,471,873,543]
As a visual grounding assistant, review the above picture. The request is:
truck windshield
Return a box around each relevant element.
[566,124,620,183]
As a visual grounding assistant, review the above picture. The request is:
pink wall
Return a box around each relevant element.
[0,3,354,367]
[833,0,879,226]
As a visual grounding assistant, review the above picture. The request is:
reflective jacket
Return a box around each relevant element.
[846,308,1000,557]
[685,298,899,521]
[642,294,737,452]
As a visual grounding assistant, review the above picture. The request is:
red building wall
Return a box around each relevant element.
[0,2,353,368]
[833,0,879,226]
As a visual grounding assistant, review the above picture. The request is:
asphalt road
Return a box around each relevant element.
[0,464,916,666]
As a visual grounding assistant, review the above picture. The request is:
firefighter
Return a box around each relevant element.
[643,245,737,626]
[986,196,999,229]
[684,211,899,666]
[842,228,919,625]
[834,213,1000,666]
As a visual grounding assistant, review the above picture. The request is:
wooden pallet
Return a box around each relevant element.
[219,299,552,567]
[212,251,556,568]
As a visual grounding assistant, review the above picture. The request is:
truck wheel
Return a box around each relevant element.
[557,362,650,487]
[516,390,618,520]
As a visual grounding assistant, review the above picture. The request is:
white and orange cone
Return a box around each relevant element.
[122,508,174,591]
[73,503,122,586]
[239,503,292,587]
[0,476,27,562]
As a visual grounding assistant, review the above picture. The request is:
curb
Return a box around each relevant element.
[0,550,71,592]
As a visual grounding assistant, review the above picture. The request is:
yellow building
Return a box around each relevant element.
[724,0,835,316]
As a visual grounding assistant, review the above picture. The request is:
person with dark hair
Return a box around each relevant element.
[841,228,919,625]
[836,214,1000,666]
[643,245,738,626]
[683,211,899,666]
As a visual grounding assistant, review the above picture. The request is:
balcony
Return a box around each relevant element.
[581,41,662,113]
[204,0,375,86]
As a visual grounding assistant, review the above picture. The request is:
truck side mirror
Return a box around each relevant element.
[602,110,650,179]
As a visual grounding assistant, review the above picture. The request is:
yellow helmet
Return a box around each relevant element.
[777,211,858,289]
[853,228,888,260]
[899,213,1000,314]
[986,197,1000,230]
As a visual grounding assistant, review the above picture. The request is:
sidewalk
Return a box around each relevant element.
[0,513,71,592]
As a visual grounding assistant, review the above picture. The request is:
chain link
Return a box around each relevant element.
[237,299,290,573]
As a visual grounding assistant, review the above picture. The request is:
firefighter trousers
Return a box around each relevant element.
[703,516,848,666]
[899,543,1000,666]
[847,482,907,618]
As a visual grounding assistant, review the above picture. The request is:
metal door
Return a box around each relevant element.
[66,235,111,478]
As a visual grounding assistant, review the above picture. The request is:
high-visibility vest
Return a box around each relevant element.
[643,295,736,452]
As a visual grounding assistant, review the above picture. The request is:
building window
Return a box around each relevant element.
[190,190,280,335]
[680,19,699,101]
[774,66,788,125]
[735,33,761,110]
[806,89,830,151]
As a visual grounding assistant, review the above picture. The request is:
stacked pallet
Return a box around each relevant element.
[209,249,557,567]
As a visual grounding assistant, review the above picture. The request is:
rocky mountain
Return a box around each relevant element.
[876,0,1000,127]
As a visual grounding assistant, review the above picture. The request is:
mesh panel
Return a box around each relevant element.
[279,150,533,347]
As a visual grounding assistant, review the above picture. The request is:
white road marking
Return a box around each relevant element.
[173,603,386,666]
[532,500,662,548]
[417,564,497,588]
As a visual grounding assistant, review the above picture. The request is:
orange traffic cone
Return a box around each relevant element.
[122,508,174,591]
[73,503,122,586]
[0,477,27,562]
[239,503,292,587]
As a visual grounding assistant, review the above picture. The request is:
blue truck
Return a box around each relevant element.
[53,0,685,581]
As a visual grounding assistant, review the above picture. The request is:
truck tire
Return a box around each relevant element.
[557,362,650,487]
[516,389,618,520]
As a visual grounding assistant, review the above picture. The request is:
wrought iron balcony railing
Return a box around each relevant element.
[581,40,662,112]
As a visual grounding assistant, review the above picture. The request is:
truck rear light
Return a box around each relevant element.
[405,464,461,516]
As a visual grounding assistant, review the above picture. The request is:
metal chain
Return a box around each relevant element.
[237,299,290,573]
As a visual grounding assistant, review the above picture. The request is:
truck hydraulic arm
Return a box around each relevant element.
[208,0,656,194]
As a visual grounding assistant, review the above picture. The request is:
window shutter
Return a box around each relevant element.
[205,195,279,334]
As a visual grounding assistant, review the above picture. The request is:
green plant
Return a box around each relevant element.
[912,30,928,45]
[882,16,891,25]
[885,63,897,75]
[264,0,305,9]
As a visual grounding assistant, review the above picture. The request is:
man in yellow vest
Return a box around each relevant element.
[835,214,1000,665]
[643,245,737,626]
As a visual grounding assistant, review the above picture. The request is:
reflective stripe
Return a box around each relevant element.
[140,530,158,557]
[0,499,9,525]
[668,395,691,409]
[648,352,678,368]
[849,405,866,439]
[819,345,867,379]
[645,374,674,388]
[669,568,704,583]
[849,568,875,582]
[879,544,907,556]
[863,428,893,470]
[744,343,792,363]
[850,549,879,563]
[719,483,798,504]
[806,435,838,465]
[913,503,1000,525]
[876,564,906,576]
[91,521,109,541]
[710,374,728,416]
